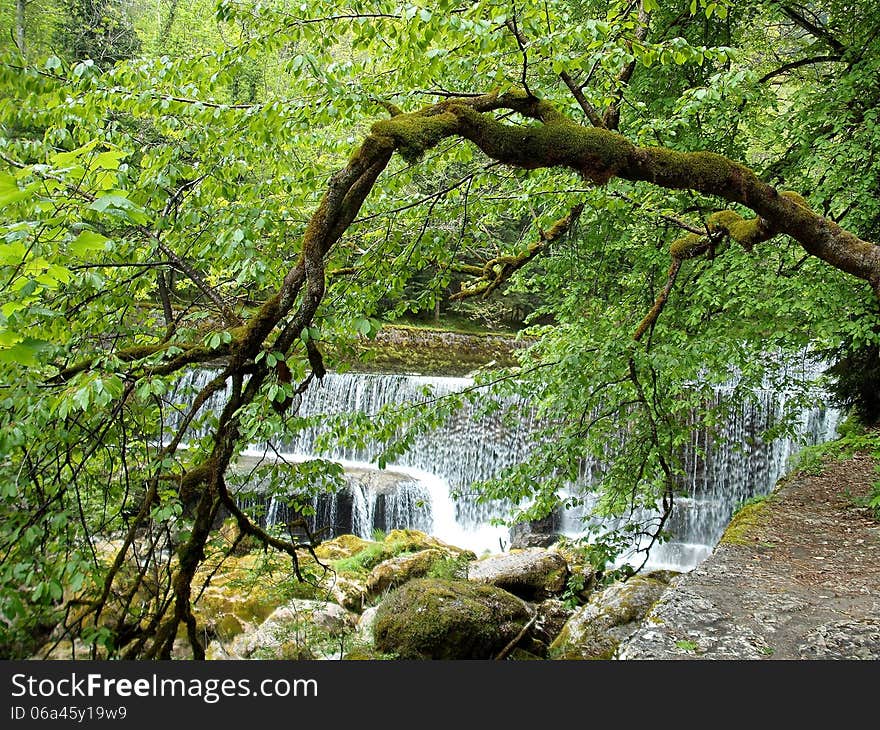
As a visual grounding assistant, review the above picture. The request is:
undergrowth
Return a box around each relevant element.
[790,417,880,519]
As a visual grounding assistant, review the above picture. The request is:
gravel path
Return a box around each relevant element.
[619,452,880,659]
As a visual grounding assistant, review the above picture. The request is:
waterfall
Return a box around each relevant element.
[170,366,838,569]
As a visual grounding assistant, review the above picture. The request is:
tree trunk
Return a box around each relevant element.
[15,0,26,57]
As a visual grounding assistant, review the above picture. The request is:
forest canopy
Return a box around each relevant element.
[1,0,879,659]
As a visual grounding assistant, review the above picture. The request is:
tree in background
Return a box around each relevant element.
[53,0,140,66]
[0,0,879,659]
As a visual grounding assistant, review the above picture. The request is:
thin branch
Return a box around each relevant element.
[505,10,534,99]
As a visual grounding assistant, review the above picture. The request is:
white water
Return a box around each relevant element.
[172,368,839,569]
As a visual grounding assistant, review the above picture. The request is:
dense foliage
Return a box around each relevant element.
[1,0,879,658]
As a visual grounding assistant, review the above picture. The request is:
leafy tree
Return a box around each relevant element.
[53,0,140,66]
[0,0,879,658]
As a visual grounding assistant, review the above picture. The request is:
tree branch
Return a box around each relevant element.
[777,3,846,54]
[452,203,585,300]
[759,53,842,83]
[603,1,651,130]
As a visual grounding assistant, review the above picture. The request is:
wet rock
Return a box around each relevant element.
[509,513,562,549]
[328,575,368,613]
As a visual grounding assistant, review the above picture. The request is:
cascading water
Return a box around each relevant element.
[171,367,838,570]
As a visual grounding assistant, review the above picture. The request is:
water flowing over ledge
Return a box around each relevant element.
[173,367,839,571]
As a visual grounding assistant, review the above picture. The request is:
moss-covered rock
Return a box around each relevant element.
[314,534,373,561]
[721,499,772,545]
[328,575,368,613]
[211,599,358,660]
[549,572,673,660]
[373,578,531,659]
[467,548,569,600]
[333,529,475,577]
[366,548,447,597]
[192,550,328,643]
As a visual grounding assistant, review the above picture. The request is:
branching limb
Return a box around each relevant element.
[451,203,585,300]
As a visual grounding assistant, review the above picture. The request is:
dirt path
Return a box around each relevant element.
[619,452,880,659]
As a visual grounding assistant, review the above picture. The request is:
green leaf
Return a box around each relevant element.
[0,173,35,208]
[0,337,52,367]
[51,140,100,167]
[354,318,372,336]
[0,241,27,265]
[88,192,149,225]
[70,230,109,257]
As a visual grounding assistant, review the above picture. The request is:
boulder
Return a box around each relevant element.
[549,572,673,660]
[509,513,562,549]
[366,548,447,597]
[467,548,569,600]
[381,529,475,559]
[373,578,532,659]
[356,606,379,645]
[211,599,357,660]
[313,534,373,561]
[328,575,368,613]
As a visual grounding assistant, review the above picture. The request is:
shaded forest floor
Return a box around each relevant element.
[620,451,880,659]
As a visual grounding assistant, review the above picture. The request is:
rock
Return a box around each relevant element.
[192,551,324,640]
[356,606,379,645]
[381,529,475,559]
[314,534,373,561]
[549,573,671,659]
[328,575,368,613]
[366,548,447,597]
[509,513,562,549]
[330,530,475,579]
[467,548,569,600]
[216,599,358,660]
[373,578,532,659]
[531,599,575,650]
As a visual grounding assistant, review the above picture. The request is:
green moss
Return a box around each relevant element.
[781,190,810,209]
[371,111,458,163]
[721,498,772,545]
[450,105,634,184]
[706,209,770,250]
[669,233,706,259]
[330,529,474,577]
[645,147,756,193]
[314,534,373,562]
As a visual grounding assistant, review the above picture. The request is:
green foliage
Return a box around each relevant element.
[425,554,471,581]
[675,638,699,652]
[824,340,880,426]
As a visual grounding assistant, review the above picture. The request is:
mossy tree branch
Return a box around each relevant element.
[451,203,585,300]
